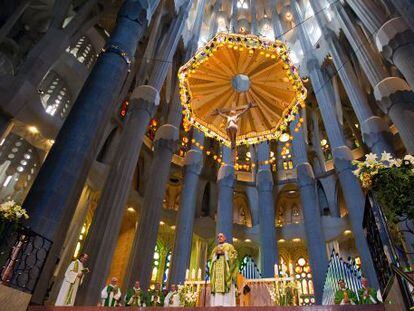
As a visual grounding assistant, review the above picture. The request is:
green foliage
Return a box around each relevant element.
[372,161,414,223]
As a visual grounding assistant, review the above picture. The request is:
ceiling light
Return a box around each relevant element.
[159,221,165,225]
[279,133,290,142]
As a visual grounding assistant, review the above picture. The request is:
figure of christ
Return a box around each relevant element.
[209,232,238,307]
[214,102,254,162]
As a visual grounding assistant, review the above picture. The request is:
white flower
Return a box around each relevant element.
[404,154,414,165]
[365,153,378,165]
[389,159,402,167]
[380,151,393,163]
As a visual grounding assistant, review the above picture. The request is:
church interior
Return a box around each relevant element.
[0,0,414,310]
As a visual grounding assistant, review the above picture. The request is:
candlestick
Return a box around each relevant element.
[197,268,202,280]
[185,269,189,280]
[191,268,196,280]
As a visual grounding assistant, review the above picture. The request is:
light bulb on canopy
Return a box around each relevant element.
[178,32,307,148]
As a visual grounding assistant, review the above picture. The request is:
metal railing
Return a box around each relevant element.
[0,224,52,293]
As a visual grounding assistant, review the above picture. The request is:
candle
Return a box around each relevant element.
[185,269,189,280]
[289,263,294,276]
[191,268,196,280]
[197,268,202,280]
[274,264,279,277]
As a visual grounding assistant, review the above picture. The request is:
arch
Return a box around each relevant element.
[201,182,211,217]
[275,184,302,226]
[233,192,252,227]
[317,180,330,216]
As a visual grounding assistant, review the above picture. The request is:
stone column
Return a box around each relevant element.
[77,2,192,302]
[250,0,257,35]
[208,0,222,39]
[292,0,379,289]
[309,1,394,156]
[24,1,153,303]
[269,0,283,38]
[256,142,278,277]
[126,0,203,289]
[216,146,235,241]
[290,117,328,304]
[346,0,414,91]
[169,130,204,285]
[230,0,238,32]
[392,0,414,30]
[334,3,414,153]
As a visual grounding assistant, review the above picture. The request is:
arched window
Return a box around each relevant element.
[294,257,315,305]
[38,70,72,119]
[151,245,161,282]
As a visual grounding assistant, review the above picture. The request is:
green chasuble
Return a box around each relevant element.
[358,287,380,304]
[334,288,358,305]
[125,287,144,306]
[210,242,238,294]
[148,289,164,306]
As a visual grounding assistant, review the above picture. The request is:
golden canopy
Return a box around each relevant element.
[178,32,307,147]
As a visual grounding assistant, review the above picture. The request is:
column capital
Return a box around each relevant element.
[296,162,315,187]
[217,164,235,187]
[376,17,414,61]
[374,77,414,113]
[361,116,393,151]
[119,0,150,25]
[256,169,274,192]
[332,146,354,174]
[129,84,160,116]
[184,149,203,175]
[153,124,179,151]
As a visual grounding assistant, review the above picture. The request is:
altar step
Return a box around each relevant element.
[28,305,385,311]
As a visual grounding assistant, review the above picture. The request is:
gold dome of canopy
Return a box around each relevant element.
[178,32,307,147]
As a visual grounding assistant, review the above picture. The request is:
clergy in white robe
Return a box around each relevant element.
[55,253,89,306]
[164,284,180,307]
[101,277,122,307]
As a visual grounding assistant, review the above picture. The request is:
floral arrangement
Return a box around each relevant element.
[266,280,298,306]
[353,152,414,223]
[177,284,199,307]
[0,200,29,222]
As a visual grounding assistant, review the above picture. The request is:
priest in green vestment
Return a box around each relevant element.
[358,277,381,304]
[101,277,122,307]
[210,232,238,306]
[125,281,145,306]
[148,282,164,306]
[334,279,358,305]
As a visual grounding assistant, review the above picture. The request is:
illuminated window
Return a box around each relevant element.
[39,70,72,119]
[151,245,160,282]
[163,252,172,285]
[237,0,249,9]
[294,258,315,305]
[73,222,89,259]
[66,36,97,69]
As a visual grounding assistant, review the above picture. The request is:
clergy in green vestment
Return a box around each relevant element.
[210,232,238,307]
[334,279,358,305]
[125,281,145,306]
[101,277,122,307]
[148,282,164,306]
[358,277,381,304]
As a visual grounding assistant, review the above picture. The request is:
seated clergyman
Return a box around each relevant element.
[210,232,238,307]
[358,277,381,304]
[101,277,122,307]
[334,279,358,305]
[164,284,180,307]
[125,280,145,307]
[148,282,164,306]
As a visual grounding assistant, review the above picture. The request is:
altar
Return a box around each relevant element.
[185,276,315,307]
